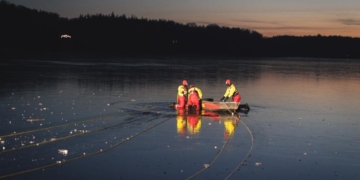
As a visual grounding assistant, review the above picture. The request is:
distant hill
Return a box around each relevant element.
[1,0,359,59]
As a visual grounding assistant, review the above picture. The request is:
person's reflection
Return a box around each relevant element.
[187,110,202,134]
[176,109,187,135]
[223,116,238,139]
[201,110,220,121]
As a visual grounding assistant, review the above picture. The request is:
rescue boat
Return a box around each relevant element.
[202,100,239,111]
[201,99,250,112]
[170,98,250,114]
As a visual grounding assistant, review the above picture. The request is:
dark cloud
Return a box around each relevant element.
[232,19,280,25]
[337,19,360,25]
[252,26,329,30]
[188,21,235,27]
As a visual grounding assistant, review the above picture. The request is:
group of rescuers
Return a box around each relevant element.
[174,79,241,111]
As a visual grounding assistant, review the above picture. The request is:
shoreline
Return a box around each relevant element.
[2,49,359,62]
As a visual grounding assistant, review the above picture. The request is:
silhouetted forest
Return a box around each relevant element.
[1,0,360,59]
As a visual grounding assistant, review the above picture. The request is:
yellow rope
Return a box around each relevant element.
[185,129,236,180]
[185,103,240,180]
[224,116,254,180]
[186,102,250,180]
[0,115,173,179]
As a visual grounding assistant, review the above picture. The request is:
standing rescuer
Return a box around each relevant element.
[220,79,241,103]
[175,80,188,109]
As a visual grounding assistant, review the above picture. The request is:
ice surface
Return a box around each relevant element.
[0,58,359,180]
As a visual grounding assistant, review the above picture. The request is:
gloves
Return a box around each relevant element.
[220,96,228,102]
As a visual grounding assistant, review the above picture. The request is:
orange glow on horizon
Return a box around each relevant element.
[8,0,360,38]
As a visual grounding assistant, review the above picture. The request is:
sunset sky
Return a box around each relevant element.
[9,0,360,37]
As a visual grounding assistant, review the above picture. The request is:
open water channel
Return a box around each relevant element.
[0,57,359,180]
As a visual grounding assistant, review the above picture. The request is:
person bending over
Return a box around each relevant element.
[220,79,241,103]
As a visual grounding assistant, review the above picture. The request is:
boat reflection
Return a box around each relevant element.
[175,109,239,139]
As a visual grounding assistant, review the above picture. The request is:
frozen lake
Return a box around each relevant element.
[0,57,359,180]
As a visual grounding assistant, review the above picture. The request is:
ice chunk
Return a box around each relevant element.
[58,149,68,156]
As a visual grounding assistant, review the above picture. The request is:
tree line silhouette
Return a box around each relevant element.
[1,0,359,59]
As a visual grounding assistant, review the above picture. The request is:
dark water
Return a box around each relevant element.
[0,57,359,180]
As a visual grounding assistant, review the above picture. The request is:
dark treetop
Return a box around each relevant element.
[1,0,360,60]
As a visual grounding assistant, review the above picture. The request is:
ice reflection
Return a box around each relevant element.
[176,109,186,135]
[176,109,203,135]
[223,116,237,139]
[187,115,201,134]
[175,108,241,140]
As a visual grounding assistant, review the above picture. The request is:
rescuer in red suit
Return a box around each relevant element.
[187,84,202,111]
[175,80,188,109]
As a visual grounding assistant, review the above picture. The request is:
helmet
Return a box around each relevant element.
[182,80,188,86]
[190,84,194,88]
[225,79,231,85]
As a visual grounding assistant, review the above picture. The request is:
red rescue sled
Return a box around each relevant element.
[201,100,240,111]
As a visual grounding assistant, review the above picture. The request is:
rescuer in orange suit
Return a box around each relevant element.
[187,84,203,111]
[220,79,241,103]
[175,80,188,109]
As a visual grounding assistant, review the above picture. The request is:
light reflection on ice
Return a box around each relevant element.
[58,149,68,156]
